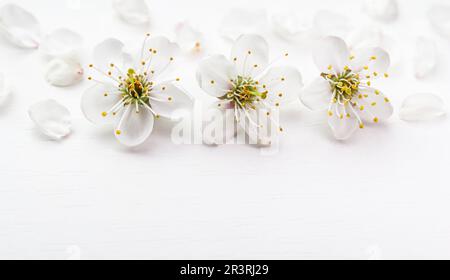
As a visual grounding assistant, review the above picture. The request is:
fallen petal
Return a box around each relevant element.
[112,0,150,25]
[40,28,83,57]
[400,93,446,121]
[0,72,11,105]
[219,8,268,42]
[28,99,72,140]
[45,58,84,87]
[175,21,204,54]
[363,0,399,22]
[429,5,450,38]
[313,10,350,39]
[0,4,41,48]
[271,12,312,42]
[414,37,438,79]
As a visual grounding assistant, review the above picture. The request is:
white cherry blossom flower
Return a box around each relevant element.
[197,34,303,145]
[301,36,393,140]
[175,21,204,55]
[81,35,193,147]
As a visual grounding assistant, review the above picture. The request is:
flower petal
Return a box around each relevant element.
[258,66,303,107]
[203,101,236,145]
[231,34,269,77]
[93,38,133,70]
[363,0,399,22]
[142,36,179,79]
[271,12,311,42]
[196,55,237,98]
[28,99,71,140]
[45,58,84,87]
[237,107,280,146]
[81,84,122,125]
[149,82,193,121]
[0,4,41,48]
[300,78,332,111]
[414,37,438,79]
[400,93,447,121]
[429,5,450,38]
[40,28,83,58]
[355,87,394,122]
[175,21,204,54]
[114,104,154,147]
[112,0,150,25]
[313,10,350,38]
[219,8,268,42]
[0,72,11,105]
[313,36,350,73]
[328,102,359,140]
[351,47,390,76]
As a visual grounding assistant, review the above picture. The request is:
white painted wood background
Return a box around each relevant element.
[0,0,449,259]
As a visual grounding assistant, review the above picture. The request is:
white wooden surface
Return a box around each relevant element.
[0,0,450,260]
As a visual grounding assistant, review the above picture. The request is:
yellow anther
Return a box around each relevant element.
[359,123,365,129]
[359,106,364,111]
[101,112,107,117]
[384,97,390,103]
[115,130,122,135]
[373,117,379,123]
[328,111,333,117]
[327,65,333,70]
[370,56,377,60]
[375,90,380,95]
[384,73,389,78]
[371,102,377,106]
[363,66,369,70]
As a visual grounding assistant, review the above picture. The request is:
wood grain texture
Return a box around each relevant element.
[0,0,449,260]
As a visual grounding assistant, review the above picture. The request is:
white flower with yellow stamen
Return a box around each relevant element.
[81,35,193,147]
[197,34,303,145]
[301,36,393,140]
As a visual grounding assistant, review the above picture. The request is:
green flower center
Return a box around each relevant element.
[223,76,267,109]
[321,68,361,103]
[119,69,152,104]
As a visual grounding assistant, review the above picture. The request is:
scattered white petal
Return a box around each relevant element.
[28,99,72,140]
[45,58,84,87]
[271,12,312,42]
[0,4,41,48]
[219,8,268,42]
[40,28,83,57]
[175,21,204,54]
[363,0,399,22]
[414,37,438,79]
[112,0,150,25]
[429,5,450,38]
[400,94,446,122]
[0,72,11,105]
[313,10,350,39]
